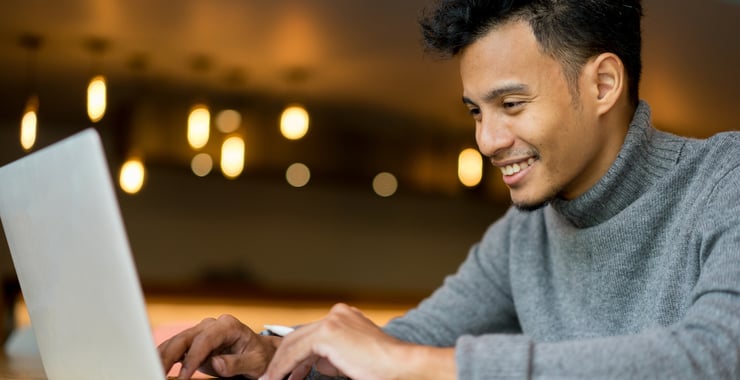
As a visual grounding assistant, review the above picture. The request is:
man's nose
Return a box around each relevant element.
[476,115,515,158]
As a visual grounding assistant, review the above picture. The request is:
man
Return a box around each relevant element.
[159,0,740,378]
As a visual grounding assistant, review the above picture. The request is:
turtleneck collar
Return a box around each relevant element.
[549,101,685,228]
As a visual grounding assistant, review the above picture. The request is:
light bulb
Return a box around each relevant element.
[187,104,210,149]
[221,136,245,179]
[458,148,483,187]
[20,95,39,151]
[119,159,146,194]
[87,75,107,122]
[280,105,309,140]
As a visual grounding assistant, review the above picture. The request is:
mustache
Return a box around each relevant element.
[490,148,539,161]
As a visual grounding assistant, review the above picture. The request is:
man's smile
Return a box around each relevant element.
[496,157,537,187]
[500,157,536,176]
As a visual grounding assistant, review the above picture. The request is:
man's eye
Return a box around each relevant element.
[502,101,525,109]
[468,108,481,117]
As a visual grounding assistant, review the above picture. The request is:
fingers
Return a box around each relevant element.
[158,317,217,375]
[260,323,319,380]
[262,305,356,380]
[157,314,260,379]
[286,358,315,380]
[208,350,275,378]
[178,314,251,379]
[260,303,390,380]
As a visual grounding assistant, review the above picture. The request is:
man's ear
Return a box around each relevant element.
[584,52,625,116]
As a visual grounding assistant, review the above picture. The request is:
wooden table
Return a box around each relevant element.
[0,354,46,379]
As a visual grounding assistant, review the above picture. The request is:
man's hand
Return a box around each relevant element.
[259,303,456,380]
[157,314,279,379]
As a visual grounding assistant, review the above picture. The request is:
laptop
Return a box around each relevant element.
[0,129,165,379]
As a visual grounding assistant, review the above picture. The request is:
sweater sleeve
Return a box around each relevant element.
[457,165,740,379]
[383,211,522,346]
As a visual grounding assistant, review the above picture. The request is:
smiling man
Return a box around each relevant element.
[158,1,740,379]
[460,18,632,210]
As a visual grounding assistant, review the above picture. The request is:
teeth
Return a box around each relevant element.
[501,158,536,176]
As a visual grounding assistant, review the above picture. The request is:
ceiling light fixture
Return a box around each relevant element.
[19,33,42,151]
[85,37,109,123]
[279,67,311,141]
[221,135,245,179]
[119,158,146,195]
[186,55,212,150]
[280,104,309,140]
[458,148,483,187]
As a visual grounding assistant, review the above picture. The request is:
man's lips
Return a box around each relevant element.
[498,157,536,176]
[495,157,537,186]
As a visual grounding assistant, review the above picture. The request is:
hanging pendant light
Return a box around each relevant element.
[187,104,210,149]
[18,33,42,151]
[221,135,245,179]
[87,75,107,123]
[85,38,109,123]
[20,95,39,151]
[458,148,483,187]
[186,54,212,150]
[279,104,309,140]
[119,158,146,194]
[278,67,312,141]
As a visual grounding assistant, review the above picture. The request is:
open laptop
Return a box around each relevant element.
[0,129,165,379]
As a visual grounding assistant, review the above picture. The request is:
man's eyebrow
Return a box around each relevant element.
[462,83,530,107]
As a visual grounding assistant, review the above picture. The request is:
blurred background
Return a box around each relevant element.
[0,0,738,321]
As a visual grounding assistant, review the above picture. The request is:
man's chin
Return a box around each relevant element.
[510,192,554,212]
[513,200,550,212]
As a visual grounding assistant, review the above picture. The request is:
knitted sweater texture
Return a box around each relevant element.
[383,102,740,379]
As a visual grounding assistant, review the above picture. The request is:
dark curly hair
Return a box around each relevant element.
[419,0,643,106]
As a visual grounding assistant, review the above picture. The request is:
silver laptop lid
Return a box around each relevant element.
[0,129,164,379]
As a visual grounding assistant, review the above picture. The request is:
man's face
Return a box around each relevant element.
[460,21,610,210]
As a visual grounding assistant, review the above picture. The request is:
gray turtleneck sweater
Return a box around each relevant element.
[383,102,740,379]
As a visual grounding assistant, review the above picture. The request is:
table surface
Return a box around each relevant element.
[0,354,46,379]
[0,354,249,379]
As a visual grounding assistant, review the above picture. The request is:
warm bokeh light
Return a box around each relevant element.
[119,159,146,194]
[286,163,311,187]
[372,172,398,197]
[187,104,210,149]
[458,148,483,187]
[191,153,213,177]
[215,109,242,134]
[221,136,245,179]
[20,95,38,151]
[280,105,309,140]
[87,75,107,123]
[20,111,37,151]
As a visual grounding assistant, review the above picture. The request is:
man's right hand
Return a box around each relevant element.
[157,314,280,379]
